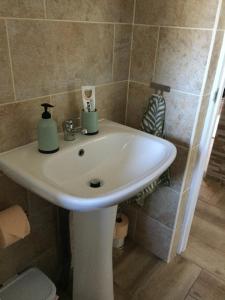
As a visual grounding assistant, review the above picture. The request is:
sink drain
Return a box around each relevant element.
[89,178,102,188]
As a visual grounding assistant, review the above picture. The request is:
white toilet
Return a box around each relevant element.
[0,268,57,300]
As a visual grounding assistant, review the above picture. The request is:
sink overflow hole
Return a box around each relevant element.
[78,149,85,156]
[89,179,102,188]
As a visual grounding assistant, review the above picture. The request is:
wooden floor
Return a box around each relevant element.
[61,177,225,299]
[114,177,225,300]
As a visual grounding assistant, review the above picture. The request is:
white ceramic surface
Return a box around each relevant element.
[0,120,176,212]
[72,206,117,300]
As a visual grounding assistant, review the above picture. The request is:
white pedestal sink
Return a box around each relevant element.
[73,206,117,300]
[0,120,176,300]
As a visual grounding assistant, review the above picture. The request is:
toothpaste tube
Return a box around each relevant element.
[82,86,96,112]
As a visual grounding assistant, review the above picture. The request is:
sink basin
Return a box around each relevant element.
[0,120,176,212]
[0,120,176,300]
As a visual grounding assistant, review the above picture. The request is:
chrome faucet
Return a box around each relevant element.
[63,120,87,141]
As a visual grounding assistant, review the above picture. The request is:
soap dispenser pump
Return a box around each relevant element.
[37,103,59,154]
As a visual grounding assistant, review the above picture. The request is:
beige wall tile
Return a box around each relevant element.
[46,0,134,23]
[218,0,225,30]
[155,28,212,94]
[130,26,158,83]
[113,25,132,82]
[135,211,173,261]
[0,175,27,211]
[96,81,128,124]
[126,82,152,129]
[7,20,113,100]
[135,0,218,28]
[142,186,180,229]
[0,0,44,18]
[0,96,50,152]
[0,20,14,104]
[165,90,199,147]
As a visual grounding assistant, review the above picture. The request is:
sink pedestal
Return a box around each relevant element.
[72,205,117,300]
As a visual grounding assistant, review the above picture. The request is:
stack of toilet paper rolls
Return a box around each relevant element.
[113,213,129,249]
[0,205,30,248]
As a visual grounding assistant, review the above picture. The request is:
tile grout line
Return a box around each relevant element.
[152,26,160,79]
[185,249,225,285]
[112,24,116,81]
[184,267,202,300]
[4,19,16,102]
[129,80,201,97]
[0,80,128,107]
[133,23,214,31]
[125,0,136,125]
[0,16,133,26]
[43,0,47,19]
[0,15,216,32]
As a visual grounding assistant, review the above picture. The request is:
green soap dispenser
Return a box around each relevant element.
[37,103,59,154]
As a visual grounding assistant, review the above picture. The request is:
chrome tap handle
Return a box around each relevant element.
[81,128,88,135]
[63,120,88,141]
[63,119,76,141]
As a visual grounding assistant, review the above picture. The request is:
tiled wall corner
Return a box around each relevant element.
[125,0,220,261]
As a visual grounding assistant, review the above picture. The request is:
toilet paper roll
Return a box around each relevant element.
[113,214,129,240]
[0,205,30,248]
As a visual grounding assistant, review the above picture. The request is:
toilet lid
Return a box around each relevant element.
[0,268,56,300]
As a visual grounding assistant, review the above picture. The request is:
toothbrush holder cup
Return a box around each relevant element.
[81,109,99,135]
